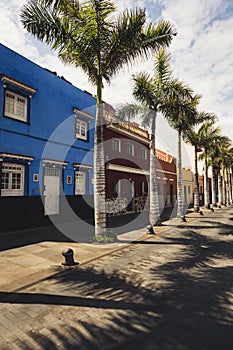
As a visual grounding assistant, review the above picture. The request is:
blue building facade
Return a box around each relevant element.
[0,43,96,232]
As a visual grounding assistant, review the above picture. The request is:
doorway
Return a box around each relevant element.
[43,167,60,215]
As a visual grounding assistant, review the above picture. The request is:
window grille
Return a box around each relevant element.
[1,163,24,196]
[4,91,27,122]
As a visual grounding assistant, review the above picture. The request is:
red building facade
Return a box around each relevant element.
[103,104,177,216]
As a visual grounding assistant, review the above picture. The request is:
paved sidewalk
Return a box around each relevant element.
[0,227,145,292]
[0,206,219,293]
[0,206,205,293]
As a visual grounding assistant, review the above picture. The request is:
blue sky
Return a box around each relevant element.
[0,0,233,167]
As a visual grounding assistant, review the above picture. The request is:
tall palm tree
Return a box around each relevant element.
[162,92,201,219]
[208,135,231,207]
[227,148,233,204]
[131,49,174,227]
[117,50,200,223]
[198,122,221,209]
[184,113,216,213]
[20,0,176,235]
[115,49,188,228]
[219,144,233,206]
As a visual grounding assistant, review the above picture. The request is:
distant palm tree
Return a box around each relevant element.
[219,144,233,206]
[198,122,221,209]
[225,148,233,204]
[208,135,231,207]
[21,0,176,235]
[184,113,216,212]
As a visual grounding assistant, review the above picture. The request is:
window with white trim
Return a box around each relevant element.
[75,119,88,140]
[75,171,86,195]
[4,90,27,122]
[127,143,134,156]
[140,148,147,160]
[1,163,25,196]
[112,138,121,152]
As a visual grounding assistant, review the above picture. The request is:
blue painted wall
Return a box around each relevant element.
[0,43,96,196]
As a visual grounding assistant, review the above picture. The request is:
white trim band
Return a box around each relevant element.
[1,75,37,94]
[107,163,149,175]
[0,152,34,161]
[74,163,93,169]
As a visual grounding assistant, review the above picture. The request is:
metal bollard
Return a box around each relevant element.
[146,224,155,234]
[62,248,76,266]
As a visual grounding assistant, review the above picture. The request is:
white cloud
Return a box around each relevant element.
[157,0,233,145]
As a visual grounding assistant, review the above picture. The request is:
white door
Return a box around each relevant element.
[75,171,86,195]
[44,167,60,215]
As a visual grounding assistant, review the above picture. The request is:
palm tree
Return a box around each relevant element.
[117,50,200,223]
[219,144,233,206]
[208,135,231,207]
[198,122,221,209]
[20,0,176,235]
[227,148,233,204]
[184,113,216,213]
[226,147,233,204]
[131,50,175,227]
[115,49,186,228]
[162,92,201,219]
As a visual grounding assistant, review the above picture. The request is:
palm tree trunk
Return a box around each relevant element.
[94,80,106,235]
[222,165,226,205]
[217,166,223,206]
[230,166,233,204]
[211,164,217,207]
[226,168,230,205]
[204,149,210,209]
[177,131,184,217]
[149,115,160,226]
[193,145,200,212]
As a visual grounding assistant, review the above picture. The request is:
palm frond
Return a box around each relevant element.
[115,103,144,121]
[21,0,79,50]
[132,72,157,108]
[102,9,175,81]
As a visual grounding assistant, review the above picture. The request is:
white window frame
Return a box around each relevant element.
[1,163,25,196]
[75,118,88,140]
[141,148,147,160]
[127,143,134,156]
[4,90,27,122]
[112,138,121,152]
[75,171,87,195]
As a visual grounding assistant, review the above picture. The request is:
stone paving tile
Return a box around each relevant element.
[0,321,18,345]
[11,255,47,268]
[0,335,11,350]
[19,244,48,254]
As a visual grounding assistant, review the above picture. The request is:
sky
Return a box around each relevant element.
[0,0,233,170]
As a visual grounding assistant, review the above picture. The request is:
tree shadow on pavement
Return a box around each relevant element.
[0,230,232,350]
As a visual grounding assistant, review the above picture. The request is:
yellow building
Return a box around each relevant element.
[182,167,194,208]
